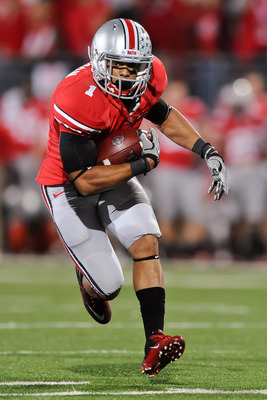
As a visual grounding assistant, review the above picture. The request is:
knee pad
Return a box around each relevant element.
[75,264,123,301]
[103,287,121,301]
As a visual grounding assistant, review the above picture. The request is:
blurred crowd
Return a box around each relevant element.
[1,0,267,260]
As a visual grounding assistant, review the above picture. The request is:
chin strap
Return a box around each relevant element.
[133,255,159,262]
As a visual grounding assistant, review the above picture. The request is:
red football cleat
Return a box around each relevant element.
[76,266,111,324]
[141,330,185,376]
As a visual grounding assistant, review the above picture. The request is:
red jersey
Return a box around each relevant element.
[36,56,167,185]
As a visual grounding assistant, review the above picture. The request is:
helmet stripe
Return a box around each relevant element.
[120,19,138,50]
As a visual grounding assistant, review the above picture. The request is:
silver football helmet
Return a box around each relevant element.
[89,18,153,99]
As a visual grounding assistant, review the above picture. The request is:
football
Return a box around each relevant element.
[96,128,151,165]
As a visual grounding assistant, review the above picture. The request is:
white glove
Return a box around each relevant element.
[206,154,229,201]
[139,128,160,167]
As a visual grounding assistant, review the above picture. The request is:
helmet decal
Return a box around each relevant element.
[120,19,139,51]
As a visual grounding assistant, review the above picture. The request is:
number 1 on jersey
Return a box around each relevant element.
[85,85,97,97]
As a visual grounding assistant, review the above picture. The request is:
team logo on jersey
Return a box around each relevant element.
[111,135,125,146]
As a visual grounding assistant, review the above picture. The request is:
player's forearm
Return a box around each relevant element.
[159,107,201,150]
[69,158,154,196]
[69,164,133,195]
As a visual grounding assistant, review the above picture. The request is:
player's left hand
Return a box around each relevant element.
[139,127,160,167]
[206,154,229,201]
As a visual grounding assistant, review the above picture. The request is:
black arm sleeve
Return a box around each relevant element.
[145,98,171,125]
[59,131,98,174]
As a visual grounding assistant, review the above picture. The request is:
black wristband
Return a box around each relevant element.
[129,157,151,176]
[192,138,214,159]
[145,153,160,167]
[206,152,224,162]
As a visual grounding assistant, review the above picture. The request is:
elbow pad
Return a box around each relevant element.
[146,98,171,125]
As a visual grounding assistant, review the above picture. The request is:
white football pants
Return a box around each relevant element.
[41,178,161,298]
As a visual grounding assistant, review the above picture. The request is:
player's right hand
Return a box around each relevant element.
[139,128,160,167]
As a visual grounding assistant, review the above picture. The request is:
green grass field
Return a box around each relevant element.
[0,256,266,399]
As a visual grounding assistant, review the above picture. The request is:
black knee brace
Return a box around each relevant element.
[133,255,159,262]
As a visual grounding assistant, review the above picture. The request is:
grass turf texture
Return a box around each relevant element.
[0,256,266,399]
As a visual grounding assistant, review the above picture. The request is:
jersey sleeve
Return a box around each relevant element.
[59,131,97,173]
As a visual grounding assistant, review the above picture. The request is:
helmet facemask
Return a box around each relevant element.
[100,56,152,99]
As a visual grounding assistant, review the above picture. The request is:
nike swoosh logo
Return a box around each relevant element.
[150,344,160,349]
[87,305,105,321]
[53,190,65,198]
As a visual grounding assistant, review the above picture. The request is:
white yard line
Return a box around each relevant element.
[0,382,90,387]
[0,321,266,330]
[0,388,266,396]
[167,303,249,314]
[0,349,240,356]
[0,349,141,355]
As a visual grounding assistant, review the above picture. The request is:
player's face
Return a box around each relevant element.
[108,61,137,84]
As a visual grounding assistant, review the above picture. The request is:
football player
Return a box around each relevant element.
[36,18,229,376]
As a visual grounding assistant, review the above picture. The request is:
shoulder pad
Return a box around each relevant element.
[149,56,168,95]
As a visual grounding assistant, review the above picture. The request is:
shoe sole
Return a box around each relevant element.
[155,338,185,374]
[79,286,111,324]
[143,337,185,376]
[84,300,111,324]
